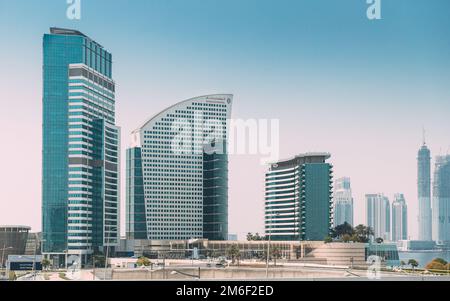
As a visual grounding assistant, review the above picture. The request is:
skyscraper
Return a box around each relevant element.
[264,153,333,241]
[432,155,450,245]
[42,28,120,258]
[126,94,232,240]
[366,194,390,241]
[333,177,354,227]
[418,142,432,241]
[391,194,408,242]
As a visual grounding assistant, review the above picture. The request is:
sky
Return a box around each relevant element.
[0,0,449,240]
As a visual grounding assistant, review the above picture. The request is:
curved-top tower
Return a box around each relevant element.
[126,94,233,241]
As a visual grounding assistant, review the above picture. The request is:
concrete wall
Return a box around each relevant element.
[111,267,347,280]
[305,243,367,266]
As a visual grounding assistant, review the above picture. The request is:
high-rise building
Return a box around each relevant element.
[42,28,120,258]
[126,94,232,241]
[264,153,333,241]
[391,194,408,242]
[333,177,354,227]
[417,142,432,241]
[366,194,390,241]
[432,155,450,245]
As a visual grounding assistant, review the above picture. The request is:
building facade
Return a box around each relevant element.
[0,226,30,267]
[42,28,120,257]
[391,194,408,242]
[432,155,450,245]
[333,177,354,227]
[264,153,333,241]
[366,194,390,241]
[126,94,232,241]
[417,143,432,241]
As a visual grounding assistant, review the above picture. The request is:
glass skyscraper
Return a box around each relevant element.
[366,194,390,241]
[432,155,450,245]
[42,28,120,257]
[417,143,432,241]
[264,153,333,241]
[391,193,408,242]
[333,177,354,227]
[126,94,232,241]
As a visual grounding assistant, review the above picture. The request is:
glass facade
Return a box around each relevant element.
[366,194,391,241]
[391,194,408,242]
[126,95,232,240]
[265,153,333,241]
[333,177,354,227]
[42,28,119,254]
[203,141,228,240]
[432,155,450,244]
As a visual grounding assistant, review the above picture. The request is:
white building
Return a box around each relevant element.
[126,94,233,241]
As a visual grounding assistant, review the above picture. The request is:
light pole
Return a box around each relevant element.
[104,226,118,280]
[266,212,280,278]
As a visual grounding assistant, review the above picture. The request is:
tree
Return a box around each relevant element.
[41,258,51,271]
[375,237,384,244]
[247,233,265,241]
[324,236,333,244]
[226,245,241,265]
[342,234,351,243]
[94,255,105,268]
[408,259,419,270]
[137,256,151,267]
[431,258,448,266]
[271,246,282,266]
[353,225,375,243]
[400,260,406,267]
[425,261,445,272]
[331,222,354,239]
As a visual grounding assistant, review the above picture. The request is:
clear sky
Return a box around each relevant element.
[0,0,449,239]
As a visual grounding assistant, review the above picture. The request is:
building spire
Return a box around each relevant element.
[422,126,426,146]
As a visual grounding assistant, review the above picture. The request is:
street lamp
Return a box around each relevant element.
[266,212,280,278]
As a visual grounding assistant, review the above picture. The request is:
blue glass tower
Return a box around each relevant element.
[42,28,119,256]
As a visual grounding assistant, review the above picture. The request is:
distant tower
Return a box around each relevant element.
[366,194,391,241]
[432,155,450,245]
[391,194,408,242]
[333,177,354,227]
[417,133,432,241]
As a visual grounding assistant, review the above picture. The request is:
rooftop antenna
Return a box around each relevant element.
[422,126,426,146]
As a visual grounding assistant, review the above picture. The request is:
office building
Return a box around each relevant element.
[0,226,30,267]
[432,155,450,245]
[366,194,390,241]
[42,28,120,258]
[391,193,408,242]
[417,142,432,241]
[264,153,333,241]
[333,177,354,227]
[126,94,232,241]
